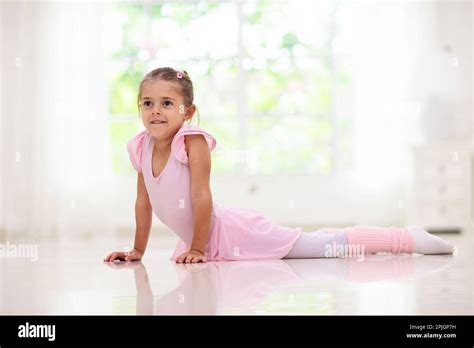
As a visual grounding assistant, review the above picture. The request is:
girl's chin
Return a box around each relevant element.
[146,123,181,137]
[148,127,171,138]
[148,124,166,130]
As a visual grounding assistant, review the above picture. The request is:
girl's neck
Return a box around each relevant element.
[153,136,173,151]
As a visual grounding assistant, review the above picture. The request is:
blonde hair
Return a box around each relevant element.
[137,67,200,126]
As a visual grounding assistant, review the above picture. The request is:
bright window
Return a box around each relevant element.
[104,0,353,175]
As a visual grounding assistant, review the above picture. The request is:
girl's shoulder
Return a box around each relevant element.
[171,124,217,164]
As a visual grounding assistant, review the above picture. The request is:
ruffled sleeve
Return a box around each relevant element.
[127,130,147,173]
[171,125,217,165]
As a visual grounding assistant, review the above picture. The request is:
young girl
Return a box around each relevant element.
[104,67,454,264]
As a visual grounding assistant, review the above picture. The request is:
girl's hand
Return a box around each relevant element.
[103,248,143,262]
[176,249,207,264]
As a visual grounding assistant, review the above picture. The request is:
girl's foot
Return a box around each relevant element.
[406,226,454,254]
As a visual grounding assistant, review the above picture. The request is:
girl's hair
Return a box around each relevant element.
[137,67,200,126]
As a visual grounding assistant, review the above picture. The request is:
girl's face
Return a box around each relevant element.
[139,79,193,139]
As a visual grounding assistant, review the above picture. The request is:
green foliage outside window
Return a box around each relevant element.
[105,0,352,175]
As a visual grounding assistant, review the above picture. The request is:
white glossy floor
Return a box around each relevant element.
[1,231,472,315]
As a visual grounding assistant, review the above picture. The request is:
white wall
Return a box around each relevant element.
[435,0,472,139]
[433,0,473,227]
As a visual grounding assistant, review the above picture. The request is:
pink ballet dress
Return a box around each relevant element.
[127,124,303,261]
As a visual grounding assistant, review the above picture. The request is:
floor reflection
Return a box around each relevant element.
[105,254,455,315]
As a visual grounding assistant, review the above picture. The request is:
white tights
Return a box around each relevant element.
[283,228,347,259]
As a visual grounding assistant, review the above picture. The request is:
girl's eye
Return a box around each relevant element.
[143,101,153,108]
[163,100,173,107]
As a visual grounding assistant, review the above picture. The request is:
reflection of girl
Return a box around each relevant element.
[104,67,454,264]
[105,255,454,315]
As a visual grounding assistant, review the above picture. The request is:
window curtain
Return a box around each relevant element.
[1,2,116,240]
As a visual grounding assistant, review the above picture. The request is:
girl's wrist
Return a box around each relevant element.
[190,248,205,255]
[133,247,144,255]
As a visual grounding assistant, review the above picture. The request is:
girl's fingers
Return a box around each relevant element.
[176,252,209,264]
[106,249,201,263]
[177,252,189,263]
[110,252,124,262]
[104,251,143,263]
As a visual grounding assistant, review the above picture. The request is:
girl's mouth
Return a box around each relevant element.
[150,121,167,125]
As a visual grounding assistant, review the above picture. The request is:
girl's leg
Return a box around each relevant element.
[345,225,454,255]
[283,229,348,259]
[283,225,454,259]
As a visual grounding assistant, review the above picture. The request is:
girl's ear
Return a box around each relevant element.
[184,104,196,120]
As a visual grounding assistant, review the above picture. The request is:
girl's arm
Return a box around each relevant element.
[185,134,213,255]
[133,172,153,255]
[104,173,151,262]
